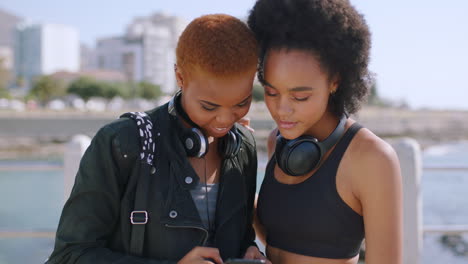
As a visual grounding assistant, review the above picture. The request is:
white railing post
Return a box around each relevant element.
[64,134,91,203]
[390,138,423,264]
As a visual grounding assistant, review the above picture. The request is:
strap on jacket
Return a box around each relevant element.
[120,111,156,257]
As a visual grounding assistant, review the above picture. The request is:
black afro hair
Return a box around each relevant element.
[248,0,373,116]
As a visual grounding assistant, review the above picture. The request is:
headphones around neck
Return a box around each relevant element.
[275,115,347,176]
[168,91,243,159]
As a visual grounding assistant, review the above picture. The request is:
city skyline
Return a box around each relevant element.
[1,0,467,110]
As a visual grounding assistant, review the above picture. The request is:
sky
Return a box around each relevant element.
[1,0,467,110]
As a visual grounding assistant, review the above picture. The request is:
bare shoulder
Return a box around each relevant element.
[347,125,402,197]
[351,127,399,164]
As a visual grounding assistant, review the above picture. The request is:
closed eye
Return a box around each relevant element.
[237,96,251,107]
[264,86,278,97]
[294,96,309,101]
[237,100,249,107]
[201,104,216,111]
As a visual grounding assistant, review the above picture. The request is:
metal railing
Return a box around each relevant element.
[422,166,468,235]
[1,164,467,239]
[0,164,62,171]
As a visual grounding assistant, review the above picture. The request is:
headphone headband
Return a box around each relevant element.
[168,91,242,159]
[168,90,199,128]
[319,115,347,152]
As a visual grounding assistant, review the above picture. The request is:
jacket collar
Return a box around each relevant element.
[151,104,246,231]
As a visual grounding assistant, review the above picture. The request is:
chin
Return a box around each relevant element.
[277,129,301,140]
[205,129,229,139]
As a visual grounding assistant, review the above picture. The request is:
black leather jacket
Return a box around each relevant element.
[46,103,258,263]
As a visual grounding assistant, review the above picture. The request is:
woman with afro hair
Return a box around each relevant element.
[248,0,402,263]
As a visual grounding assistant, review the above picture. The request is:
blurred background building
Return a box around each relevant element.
[91,12,187,94]
[13,23,80,92]
[2,9,187,97]
[0,9,23,93]
[94,36,143,85]
[0,9,22,70]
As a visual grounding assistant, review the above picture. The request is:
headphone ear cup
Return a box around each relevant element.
[285,138,321,176]
[275,136,322,176]
[184,128,208,158]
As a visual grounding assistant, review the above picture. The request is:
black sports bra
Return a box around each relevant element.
[257,123,365,259]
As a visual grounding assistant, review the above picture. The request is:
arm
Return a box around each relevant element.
[241,131,271,264]
[46,125,176,264]
[356,139,403,264]
[252,128,277,245]
[240,133,259,255]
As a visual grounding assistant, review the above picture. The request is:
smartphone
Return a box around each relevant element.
[224,259,266,264]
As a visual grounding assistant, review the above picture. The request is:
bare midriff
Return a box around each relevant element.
[266,245,359,264]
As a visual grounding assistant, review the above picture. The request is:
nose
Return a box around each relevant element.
[277,97,293,118]
[216,109,236,127]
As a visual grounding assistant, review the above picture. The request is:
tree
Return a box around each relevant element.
[366,81,392,107]
[29,75,66,104]
[252,84,264,102]
[101,82,129,99]
[137,81,162,99]
[0,86,10,99]
[368,82,379,105]
[0,57,11,98]
[68,77,102,100]
[67,77,130,100]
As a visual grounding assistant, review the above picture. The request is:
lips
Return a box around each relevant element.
[210,126,230,136]
[278,120,297,129]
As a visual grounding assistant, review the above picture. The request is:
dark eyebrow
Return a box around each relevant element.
[262,79,276,89]
[289,86,315,92]
[263,79,315,92]
[200,94,252,107]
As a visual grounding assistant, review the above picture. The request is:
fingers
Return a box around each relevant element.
[238,117,255,132]
[195,247,223,264]
[178,247,223,264]
[239,116,251,126]
[243,248,256,259]
[243,246,271,264]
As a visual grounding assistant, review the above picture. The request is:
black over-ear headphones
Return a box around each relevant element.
[275,115,347,176]
[168,91,243,159]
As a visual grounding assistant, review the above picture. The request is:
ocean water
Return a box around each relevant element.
[420,142,468,264]
[0,142,467,263]
[0,160,63,264]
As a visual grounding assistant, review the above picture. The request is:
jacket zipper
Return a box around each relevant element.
[164,224,209,246]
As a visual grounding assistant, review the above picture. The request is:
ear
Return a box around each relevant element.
[174,64,184,88]
[329,74,340,94]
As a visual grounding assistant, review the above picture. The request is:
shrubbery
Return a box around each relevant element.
[29,76,66,104]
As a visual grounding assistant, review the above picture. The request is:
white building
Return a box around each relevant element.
[14,23,80,88]
[0,46,13,70]
[0,8,23,88]
[95,36,143,83]
[125,12,187,93]
[80,44,98,71]
[93,12,187,94]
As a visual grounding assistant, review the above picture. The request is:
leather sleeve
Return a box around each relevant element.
[45,124,176,264]
[237,125,260,256]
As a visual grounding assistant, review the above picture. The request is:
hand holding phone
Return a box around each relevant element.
[177,247,223,264]
[224,259,266,264]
